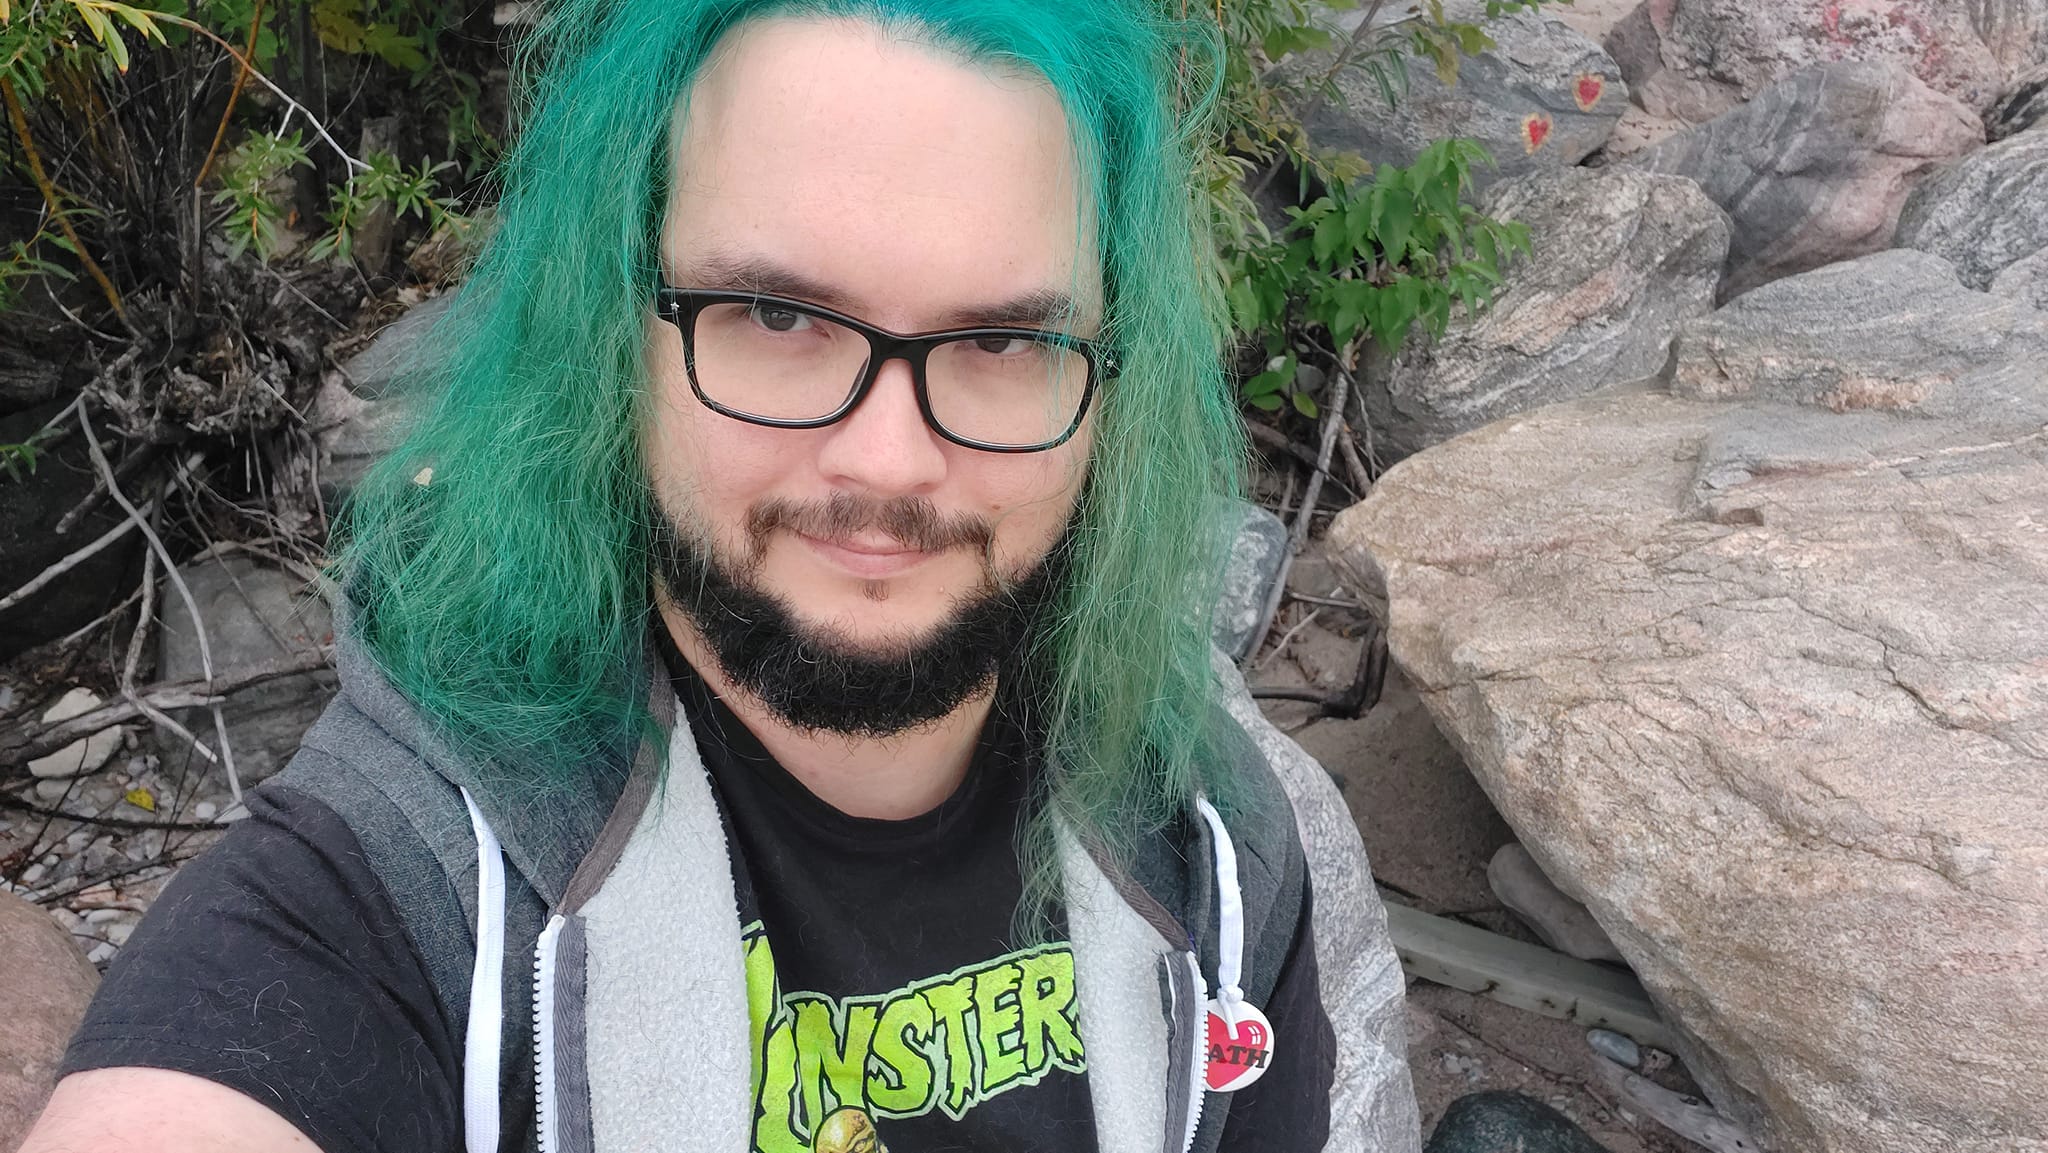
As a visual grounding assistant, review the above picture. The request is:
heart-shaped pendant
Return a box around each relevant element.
[1204,999,1275,1093]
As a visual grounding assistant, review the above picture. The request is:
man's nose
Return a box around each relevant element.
[813,356,949,495]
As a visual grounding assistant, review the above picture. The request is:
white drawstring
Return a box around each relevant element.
[461,788,507,1153]
[1193,795,1246,1025]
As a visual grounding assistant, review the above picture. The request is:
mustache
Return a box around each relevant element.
[745,493,995,556]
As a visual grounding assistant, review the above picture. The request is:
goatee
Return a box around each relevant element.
[651,495,1066,737]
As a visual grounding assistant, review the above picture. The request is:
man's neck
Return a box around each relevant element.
[657,601,992,820]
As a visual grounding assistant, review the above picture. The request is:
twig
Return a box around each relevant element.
[0,793,232,834]
[1338,421,1373,496]
[193,0,268,188]
[1589,1055,1760,1153]
[0,496,155,615]
[1244,354,1355,662]
[50,585,146,650]
[0,78,130,326]
[157,14,367,174]
[76,406,244,801]
[1246,420,1361,503]
[1288,590,1368,611]
[1255,608,1320,670]
[0,650,330,767]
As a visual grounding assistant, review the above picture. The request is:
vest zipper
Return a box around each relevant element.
[1179,949,1208,1153]
[533,913,566,1153]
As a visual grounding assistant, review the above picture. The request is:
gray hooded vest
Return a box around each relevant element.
[271,631,1315,1153]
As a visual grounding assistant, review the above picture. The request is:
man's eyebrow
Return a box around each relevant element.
[676,253,1089,332]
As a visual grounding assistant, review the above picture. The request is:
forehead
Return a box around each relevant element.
[660,17,1097,329]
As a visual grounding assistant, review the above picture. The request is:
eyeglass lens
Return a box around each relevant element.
[689,300,1090,448]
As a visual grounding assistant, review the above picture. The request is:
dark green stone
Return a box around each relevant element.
[1425,1091,1614,1153]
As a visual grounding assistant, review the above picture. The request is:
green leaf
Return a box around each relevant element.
[1290,390,1319,419]
[1248,393,1285,412]
[1312,212,1344,265]
[1376,186,1415,263]
[1227,278,1262,333]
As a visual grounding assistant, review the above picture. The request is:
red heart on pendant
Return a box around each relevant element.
[1204,1001,1275,1093]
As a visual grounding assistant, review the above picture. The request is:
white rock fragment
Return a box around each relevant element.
[27,688,126,779]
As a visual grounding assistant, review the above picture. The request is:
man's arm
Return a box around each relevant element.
[19,785,463,1153]
[20,1069,318,1153]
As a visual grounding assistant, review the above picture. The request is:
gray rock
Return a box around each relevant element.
[1604,0,2045,121]
[1586,1028,1642,1068]
[1425,1091,1610,1153]
[1211,501,1289,660]
[1894,127,2048,289]
[0,890,96,1149]
[1487,843,1625,963]
[1296,0,1626,192]
[0,396,147,654]
[158,555,335,785]
[1331,251,2048,1152]
[1628,61,1984,300]
[1362,166,1729,461]
[1992,246,2048,312]
[1990,63,2048,141]
[315,294,453,501]
[337,292,456,400]
[1664,249,2048,429]
[1212,649,1421,1153]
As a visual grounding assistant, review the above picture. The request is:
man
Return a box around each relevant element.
[20,3,1414,1151]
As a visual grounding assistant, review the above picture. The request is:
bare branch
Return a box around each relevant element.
[1244,352,1356,662]
[77,407,244,800]
[0,496,155,615]
[0,649,331,767]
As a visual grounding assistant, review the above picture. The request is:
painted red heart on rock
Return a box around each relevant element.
[1575,72,1604,111]
[1204,1002,1274,1093]
[1522,112,1553,153]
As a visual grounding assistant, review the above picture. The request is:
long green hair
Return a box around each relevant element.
[338,0,1249,899]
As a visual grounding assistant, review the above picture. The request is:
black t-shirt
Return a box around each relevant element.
[62,661,1336,1153]
[668,642,1100,1153]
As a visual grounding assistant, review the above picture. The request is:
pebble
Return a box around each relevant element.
[21,862,47,886]
[86,941,116,965]
[1587,1028,1642,1068]
[105,919,137,946]
[48,906,86,936]
[195,801,218,821]
[33,778,70,805]
[84,907,124,926]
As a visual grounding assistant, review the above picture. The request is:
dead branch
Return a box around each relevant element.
[78,407,244,799]
[1244,355,1355,661]
[0,793,232,834]
[0,648,331,767]
[0,495,156,615]
[0,78,130,326]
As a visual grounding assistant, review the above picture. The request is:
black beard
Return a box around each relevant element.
[651,512,1066,737]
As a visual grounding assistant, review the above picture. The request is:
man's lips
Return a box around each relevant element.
[795,531,939,579]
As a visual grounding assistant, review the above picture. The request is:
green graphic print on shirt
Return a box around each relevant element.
[743,920,1088,1152]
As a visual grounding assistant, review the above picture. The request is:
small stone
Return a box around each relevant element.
[1639,1047,1675,1076]
[85,941,115,965]
[20,863,46,886]
[83,908,123,927]
[26,688,125,780]
[1488,843,1626,963]
[1587,1028,1642,1068]
[104,920,135,947]
[33,778,69,805]
[194,801,217,821]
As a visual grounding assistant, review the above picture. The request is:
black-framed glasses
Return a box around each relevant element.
[653,286,1114,453]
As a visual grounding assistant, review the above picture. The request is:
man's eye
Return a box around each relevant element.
[750,306,811,334]
[972,336,1030,356]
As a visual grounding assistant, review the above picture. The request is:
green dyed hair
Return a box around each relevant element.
[338,0,1249,896]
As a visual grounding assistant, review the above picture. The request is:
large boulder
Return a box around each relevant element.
[1628,61,1982,300]
[0,890,98,1148]
[158,554,335,785]
[1894,126,2048,289]
[1361,166,1729,461]
[1329,249,2048,1152]
[1604,0,2048,121]
[1296,0,1627,192]
[0,397,146,655]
